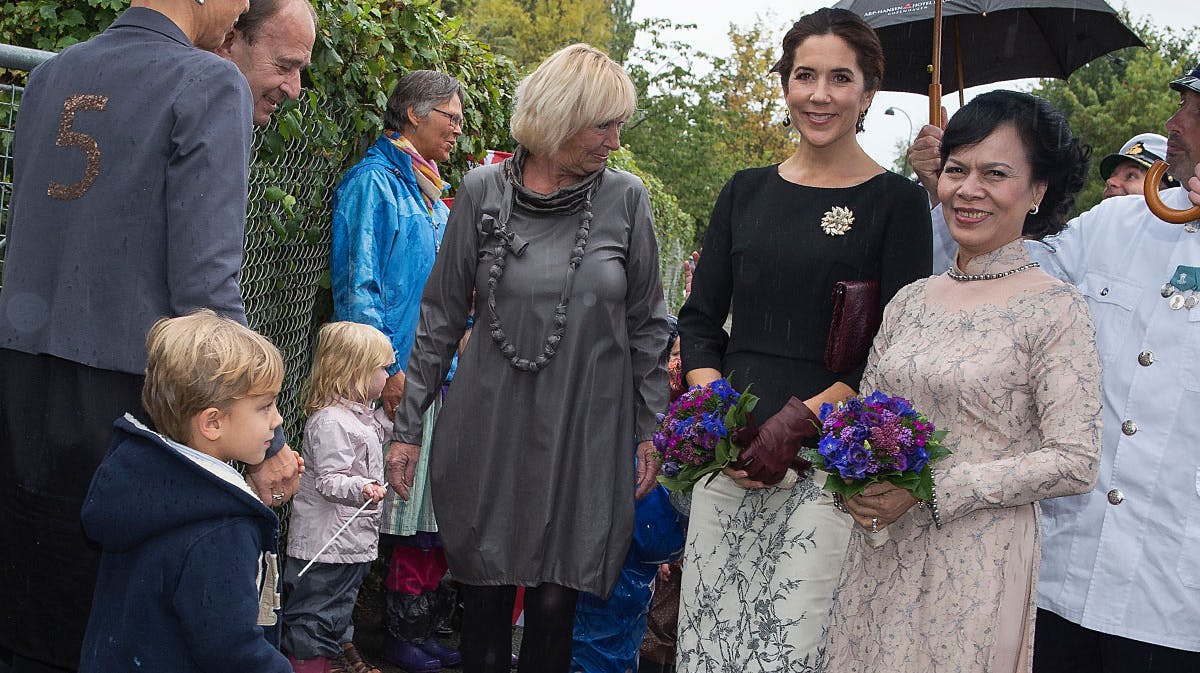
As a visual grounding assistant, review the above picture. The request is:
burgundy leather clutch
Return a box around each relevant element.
[825,280,881,374]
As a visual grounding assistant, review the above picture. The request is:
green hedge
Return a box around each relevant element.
[0,0,519,184]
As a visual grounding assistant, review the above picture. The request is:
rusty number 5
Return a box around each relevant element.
[47,94,109,201]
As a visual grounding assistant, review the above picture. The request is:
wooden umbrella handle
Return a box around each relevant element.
[1145,161,1200,224]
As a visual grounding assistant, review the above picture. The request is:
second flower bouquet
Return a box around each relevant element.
[803,390,950,545]
[652,378,758,494]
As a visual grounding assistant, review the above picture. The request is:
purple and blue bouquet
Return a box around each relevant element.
[652,378,758,494]
[801,390,949,501]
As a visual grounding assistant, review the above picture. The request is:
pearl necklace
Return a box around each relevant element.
[947,261,1040,282]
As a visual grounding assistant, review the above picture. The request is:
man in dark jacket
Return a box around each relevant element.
[0,2,257,671]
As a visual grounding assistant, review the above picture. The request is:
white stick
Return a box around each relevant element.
[296,490,383,578]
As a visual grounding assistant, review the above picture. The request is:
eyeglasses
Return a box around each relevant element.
[431,107,464,130]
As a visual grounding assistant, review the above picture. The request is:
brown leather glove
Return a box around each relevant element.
[729,411,759,447]
[731,397,820,485]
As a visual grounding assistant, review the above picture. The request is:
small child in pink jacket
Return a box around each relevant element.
[282,322,394,673]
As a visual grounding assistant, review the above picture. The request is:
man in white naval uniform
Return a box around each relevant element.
[908,65,1200,671]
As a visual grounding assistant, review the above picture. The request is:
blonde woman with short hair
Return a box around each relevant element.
[386,43,670,673]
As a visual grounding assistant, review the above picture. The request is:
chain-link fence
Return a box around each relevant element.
[1,84,23,283]
[0,45,349,442]
[241,101,349,441]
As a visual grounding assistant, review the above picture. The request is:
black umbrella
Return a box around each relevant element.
[832,0,1144,121]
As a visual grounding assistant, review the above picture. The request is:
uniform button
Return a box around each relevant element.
[1100,288,1109,296]
[1138,351,1154,366]
[1121,420,1138,435]
[1107,489,1125,505]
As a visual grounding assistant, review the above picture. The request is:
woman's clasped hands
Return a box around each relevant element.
[724,397,820,489]
[843,482,919,532]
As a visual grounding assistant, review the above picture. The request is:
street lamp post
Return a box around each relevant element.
[885,106,914,177]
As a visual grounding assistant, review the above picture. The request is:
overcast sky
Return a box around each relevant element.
[631,1,1200,168]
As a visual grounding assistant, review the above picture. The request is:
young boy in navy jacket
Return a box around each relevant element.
[79,310,292,673]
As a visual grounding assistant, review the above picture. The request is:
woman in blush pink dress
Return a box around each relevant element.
[824,90,1102,673]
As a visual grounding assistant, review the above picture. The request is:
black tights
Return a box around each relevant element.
[460,583,579,673]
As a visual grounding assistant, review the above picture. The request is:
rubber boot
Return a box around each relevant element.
[386,591,442,672]
[381,636,441,673]
[415,582,460,664]
[418,638,462,667]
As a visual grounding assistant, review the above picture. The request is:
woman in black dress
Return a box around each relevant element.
[675,9,932,671]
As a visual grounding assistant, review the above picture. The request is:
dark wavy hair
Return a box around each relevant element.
[770,8,885,94]
[940,90,1091,239]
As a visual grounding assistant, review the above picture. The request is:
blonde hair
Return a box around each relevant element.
[142,309,284,444]
[304,322,395,414]
[510,43,637,157]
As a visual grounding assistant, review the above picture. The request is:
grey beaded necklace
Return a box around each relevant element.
[486,150,602,373]
[947,261,1039,281]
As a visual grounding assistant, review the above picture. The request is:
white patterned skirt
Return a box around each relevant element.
[677,471,851,672]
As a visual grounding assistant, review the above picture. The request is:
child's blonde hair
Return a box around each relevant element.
[304,322,395,414]
[142,309,284,444]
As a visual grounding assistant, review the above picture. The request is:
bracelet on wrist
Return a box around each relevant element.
[832,492,849,514]
[922,469,943,529]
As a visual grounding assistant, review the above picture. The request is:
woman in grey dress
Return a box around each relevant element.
[386,43,669,673]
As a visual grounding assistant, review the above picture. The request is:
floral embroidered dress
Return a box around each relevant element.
[823,240,1103,673]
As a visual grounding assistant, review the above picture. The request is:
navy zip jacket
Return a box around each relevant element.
[79,416,290,673]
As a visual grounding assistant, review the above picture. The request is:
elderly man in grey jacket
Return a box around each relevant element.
[0,1,304,671]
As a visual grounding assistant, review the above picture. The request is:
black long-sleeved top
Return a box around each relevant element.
[679,166,932,418]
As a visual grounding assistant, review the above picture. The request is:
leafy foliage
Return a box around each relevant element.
[0,0,122,52]
[453,0,614,71]
[1030,15,1198,214]
[713,17,793,169]
[608,0,637,64]
[623,15,794,244]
